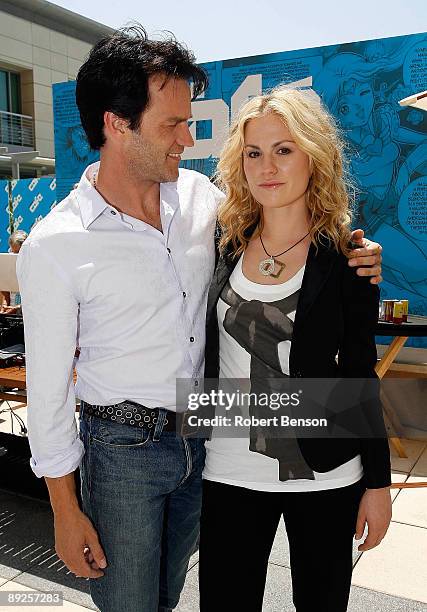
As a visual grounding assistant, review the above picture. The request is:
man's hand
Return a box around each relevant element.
[354,487,392,551]
[54,507,107,578]
[348,229,382,284]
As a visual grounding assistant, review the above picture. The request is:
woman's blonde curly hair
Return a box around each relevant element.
[215,86,355,258]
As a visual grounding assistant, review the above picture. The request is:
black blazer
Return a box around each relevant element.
[204,237,391,489]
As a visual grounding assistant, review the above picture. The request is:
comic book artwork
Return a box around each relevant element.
[53,81,98,202]
[313,39,427,340]
[53,32,427,347]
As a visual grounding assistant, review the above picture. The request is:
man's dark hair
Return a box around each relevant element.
[76,25,208,150]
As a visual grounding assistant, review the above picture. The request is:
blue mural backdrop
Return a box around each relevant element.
[0,181,8,238]
[53,32,427,348]
[0,177,57,252]
[53,81,99,202]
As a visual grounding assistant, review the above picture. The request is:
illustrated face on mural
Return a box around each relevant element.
[243,113,311,213]
[123,74,194,184]
[336,79,374,129]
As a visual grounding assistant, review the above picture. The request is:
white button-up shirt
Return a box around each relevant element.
[17,162,223,478]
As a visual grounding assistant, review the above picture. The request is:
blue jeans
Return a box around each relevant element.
[79,403,205,612]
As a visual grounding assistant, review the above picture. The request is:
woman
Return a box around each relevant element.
[199,87,391,612]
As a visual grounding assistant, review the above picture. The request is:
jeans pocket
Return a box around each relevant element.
[90,417,150,448]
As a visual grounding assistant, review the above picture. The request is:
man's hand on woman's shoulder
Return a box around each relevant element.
[347,229,382,284]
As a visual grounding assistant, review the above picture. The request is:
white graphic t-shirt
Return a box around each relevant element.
[203,254,363,492]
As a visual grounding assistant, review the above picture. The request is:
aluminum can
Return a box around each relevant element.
[393,301,404,324]
[383,300,397,322]
[401,299,409,322]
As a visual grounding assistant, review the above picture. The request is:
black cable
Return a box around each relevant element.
[11,409,27,434]
[2,402,27,435]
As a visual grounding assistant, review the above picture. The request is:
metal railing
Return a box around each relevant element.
[0,110,34,148]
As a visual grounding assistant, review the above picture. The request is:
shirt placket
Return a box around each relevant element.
[161,198,200,390]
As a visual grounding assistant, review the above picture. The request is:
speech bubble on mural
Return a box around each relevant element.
[403,42,427,92]
[397,177,427,242]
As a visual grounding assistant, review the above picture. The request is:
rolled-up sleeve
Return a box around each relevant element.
[17,240,84,478]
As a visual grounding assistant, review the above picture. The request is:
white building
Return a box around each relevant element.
[0,0,113,177]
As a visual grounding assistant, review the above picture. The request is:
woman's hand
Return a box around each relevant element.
[355,487,392,551]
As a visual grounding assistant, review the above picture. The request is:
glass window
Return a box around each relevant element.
[0,70,21,114]
[0,70,8,112]
[10,73,21,114]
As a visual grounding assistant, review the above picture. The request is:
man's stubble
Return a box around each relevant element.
[126,129,178,185]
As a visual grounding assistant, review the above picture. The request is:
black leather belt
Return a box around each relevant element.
[81,400,178,432]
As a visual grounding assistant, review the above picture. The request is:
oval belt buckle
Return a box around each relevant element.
[259,257,275,276]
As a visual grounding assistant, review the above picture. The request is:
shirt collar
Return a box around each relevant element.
[77,162,108,230]
[159,176,180,235]
[76,161,182,231]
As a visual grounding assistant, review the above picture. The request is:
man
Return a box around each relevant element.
[17,26,382,612]
[8,230,28,254]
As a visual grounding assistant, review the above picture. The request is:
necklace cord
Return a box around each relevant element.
[260,231,310,258]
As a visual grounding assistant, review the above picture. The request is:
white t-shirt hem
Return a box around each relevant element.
[202,466,364,493]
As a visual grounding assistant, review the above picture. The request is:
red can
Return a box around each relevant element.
[401,300,409,322]
[383,300,397,322]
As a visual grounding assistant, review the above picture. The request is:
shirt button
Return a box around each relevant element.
[190,336,195,342]
[183,292,187,298]
[110,210,116,215]
[167,247,171,254]
[194,380,199,386]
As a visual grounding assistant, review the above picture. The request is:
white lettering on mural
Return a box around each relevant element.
[28,179,39,192]
[181,99,229,160]
[13,215,23,230]
[182,75,317,161]
[12,194,22,210]
[230,74,262,121]
[29,193,43,213]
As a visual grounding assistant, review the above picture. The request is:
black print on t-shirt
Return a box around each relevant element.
[220,281,315,481]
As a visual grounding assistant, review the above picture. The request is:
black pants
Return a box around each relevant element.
[199,478,366,612]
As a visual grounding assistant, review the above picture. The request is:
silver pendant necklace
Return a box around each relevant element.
[259,231,310,278]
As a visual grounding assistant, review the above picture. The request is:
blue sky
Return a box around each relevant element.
[51,0,426,62]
